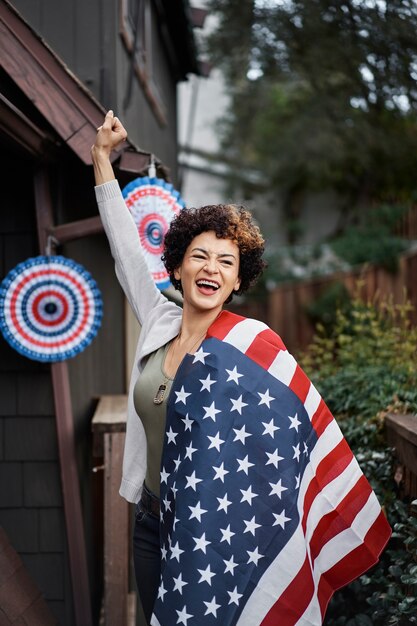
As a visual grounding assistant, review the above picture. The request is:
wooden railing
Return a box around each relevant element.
[385,413,417,501]
[92,395,137,626]
[232,248,417,353]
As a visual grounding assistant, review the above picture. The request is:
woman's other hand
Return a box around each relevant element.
[91,110,127,185]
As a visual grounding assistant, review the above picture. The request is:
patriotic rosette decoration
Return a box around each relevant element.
[122,174,185,290]
[0,255,103,362]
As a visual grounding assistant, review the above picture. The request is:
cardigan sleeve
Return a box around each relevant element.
[95,179,167,326]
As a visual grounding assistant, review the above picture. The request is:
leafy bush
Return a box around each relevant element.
[300,295,417,625]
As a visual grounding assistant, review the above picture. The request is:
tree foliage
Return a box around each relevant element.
[206,0,417,225]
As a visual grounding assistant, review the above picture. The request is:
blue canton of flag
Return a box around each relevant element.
[152,336,318,626]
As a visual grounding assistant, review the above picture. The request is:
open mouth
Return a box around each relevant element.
[196,279,220,292]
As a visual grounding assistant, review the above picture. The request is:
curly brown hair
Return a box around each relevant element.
[162,204,266,301]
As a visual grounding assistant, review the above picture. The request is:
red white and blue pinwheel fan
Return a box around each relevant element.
[122,175,185,290]
[0,256,103,362]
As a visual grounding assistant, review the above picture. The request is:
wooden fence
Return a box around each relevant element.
[232,248,417,354]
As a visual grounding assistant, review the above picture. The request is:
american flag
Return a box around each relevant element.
[151,312,391,626]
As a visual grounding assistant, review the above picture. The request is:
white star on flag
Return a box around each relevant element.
[247,547,264,566]
[288,412,301,432]
[204,596,221,617]
[199,373,216,391]
[258,389,275,408]
[203,401,221,422]
[207,431,225,452]
[181,414,194,431]
[157,582,167,601]
[176,605,193,625]
[175,386,191,404]
[228,586,243,605]
[163,495,171,511]
[225,365,243,384]
[240,485,258,505]
[173,455,181,471]
[197,564,216,586]
[293,443,301,461]
[265,448,284,468]
[192,347,210,364]
[233,425,252,444]
[262,418,280,438]
[170,541,184,562]
[224,555,238,575]
[236,455,255,475]
[295,473,301,488]
[185,470,202,491]
[193,532,211,554]
[243,515,261,536]
[230,394,248,414]
[184,442,197,461]
[220,524,235,544]
[303,441,309,455]
[217,493,232,512]
[269,479,288,499]
[213,462,229,482]
[166,426,178,444]
[273,509,291,529]
[173,573,188,595]
[160,467,169,484]
[188,501,208,522]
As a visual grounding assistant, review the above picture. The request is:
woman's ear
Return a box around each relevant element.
[234,276,241,292]
[174,268,181,281]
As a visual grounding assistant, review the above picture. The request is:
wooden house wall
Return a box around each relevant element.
[12,0,180,182]
[0,149,75,625]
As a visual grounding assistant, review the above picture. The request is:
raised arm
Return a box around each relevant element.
[91,112,167,325]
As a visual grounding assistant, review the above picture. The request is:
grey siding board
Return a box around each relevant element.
[0,373,17,415]
[0,463,23,507]
[0,508,38,552]
[17,373,55,416]
[23,462,63,507]
[5,417,58,461]
[0,418,3,461]
[39,508,65,552]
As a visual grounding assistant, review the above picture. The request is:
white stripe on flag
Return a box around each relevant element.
[304,457,363,543]
[304,384,321,420]
[236,522,308,625]
[223,318,269,352]
[295,493,381,626]
[268,349,298,386]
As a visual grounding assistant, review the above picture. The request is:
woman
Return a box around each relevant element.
[92,111,390,626]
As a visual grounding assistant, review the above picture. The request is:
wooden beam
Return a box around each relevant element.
[34,168,93,626]
[51,216,103,243]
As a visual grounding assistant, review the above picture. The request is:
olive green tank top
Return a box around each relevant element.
[133,341,174,496]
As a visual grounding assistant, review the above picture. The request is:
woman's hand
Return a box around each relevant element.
[91,110,128,185]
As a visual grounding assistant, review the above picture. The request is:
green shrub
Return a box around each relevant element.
[300,295,417,625]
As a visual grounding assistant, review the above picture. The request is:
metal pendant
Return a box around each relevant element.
[154,383,167,405]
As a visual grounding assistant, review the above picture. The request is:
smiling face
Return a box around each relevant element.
[174,231,241,315]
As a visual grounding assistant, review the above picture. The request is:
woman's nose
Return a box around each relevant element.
[204,257,218,273]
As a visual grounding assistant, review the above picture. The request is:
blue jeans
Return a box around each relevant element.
[133,498,161,625]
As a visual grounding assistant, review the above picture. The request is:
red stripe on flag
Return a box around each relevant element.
[261,555,314,626]
[207,310,245,340]
[309,476,373,562]
[302,439,354,532]
[317,510,391,619]
[289,365,311,403]
[245,328,285,369]
[311,401,333,437]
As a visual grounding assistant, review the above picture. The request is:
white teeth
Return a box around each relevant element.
[196,280,220,289]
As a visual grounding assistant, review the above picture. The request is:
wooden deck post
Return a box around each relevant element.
[92,395,134,626]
